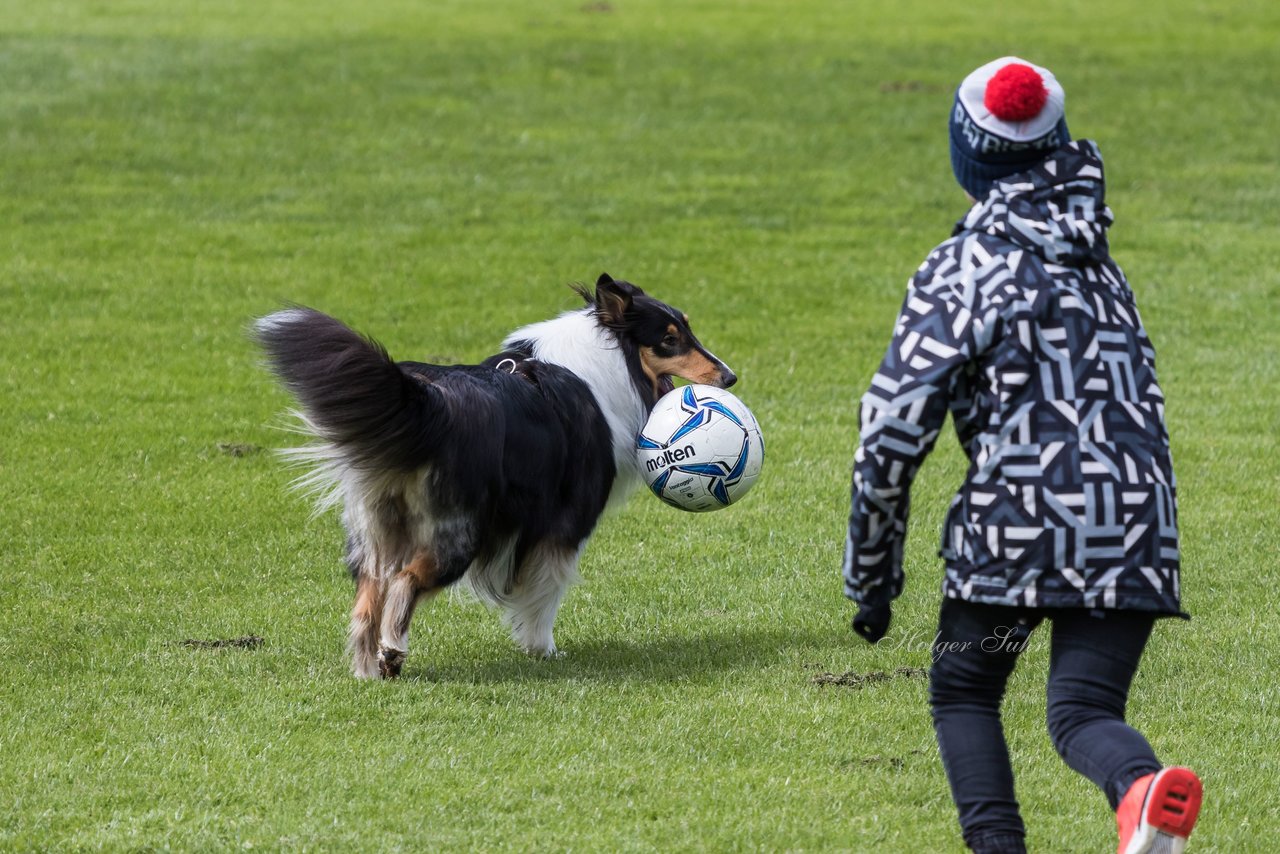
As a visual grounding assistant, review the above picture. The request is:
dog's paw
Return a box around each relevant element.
[351,649,381,680]
[377,646,406,679]
[352,662,380,680]
[521,643,562,660]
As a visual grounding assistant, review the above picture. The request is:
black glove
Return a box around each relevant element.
[852,601,892,644]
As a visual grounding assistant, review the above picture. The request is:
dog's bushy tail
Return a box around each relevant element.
[254,308,444,478]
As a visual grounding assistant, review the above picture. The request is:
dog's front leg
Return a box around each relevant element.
[505,543,582,658]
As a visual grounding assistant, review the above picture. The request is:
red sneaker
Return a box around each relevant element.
[1116,767,1203,854]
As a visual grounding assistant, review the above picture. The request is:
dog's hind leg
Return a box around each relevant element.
[349,572,385,679]
[346,532,387,679]
[376,550,470,678]
[503,542,583,658]
[376,555,433,679]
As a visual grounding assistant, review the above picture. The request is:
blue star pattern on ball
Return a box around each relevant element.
[637,385,764,513]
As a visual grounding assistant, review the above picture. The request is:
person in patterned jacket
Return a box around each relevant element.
[842,58,1203,854]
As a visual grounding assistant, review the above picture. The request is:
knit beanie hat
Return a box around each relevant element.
[949,56,1070,199]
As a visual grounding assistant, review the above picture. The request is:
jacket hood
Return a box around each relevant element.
[956,139,1113,266]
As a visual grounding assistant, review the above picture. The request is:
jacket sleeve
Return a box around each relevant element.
[843,256,978,605]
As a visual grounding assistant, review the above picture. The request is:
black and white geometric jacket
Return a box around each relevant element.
[843,140,1182,615]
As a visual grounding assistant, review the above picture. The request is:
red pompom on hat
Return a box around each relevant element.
[951,56,1070,199]
[983,63,1048,122]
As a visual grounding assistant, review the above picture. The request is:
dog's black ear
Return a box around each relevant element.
[595,274,636,329]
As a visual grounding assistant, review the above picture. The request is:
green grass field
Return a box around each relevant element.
[2,1,1278,850]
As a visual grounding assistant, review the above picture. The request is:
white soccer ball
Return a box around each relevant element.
[636,384,764,512]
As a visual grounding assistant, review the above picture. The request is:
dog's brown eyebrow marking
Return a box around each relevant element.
[681,313,689,325]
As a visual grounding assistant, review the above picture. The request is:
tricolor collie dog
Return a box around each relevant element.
[255,274,735,678]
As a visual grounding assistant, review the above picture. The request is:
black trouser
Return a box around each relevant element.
[929,598,1163,854]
